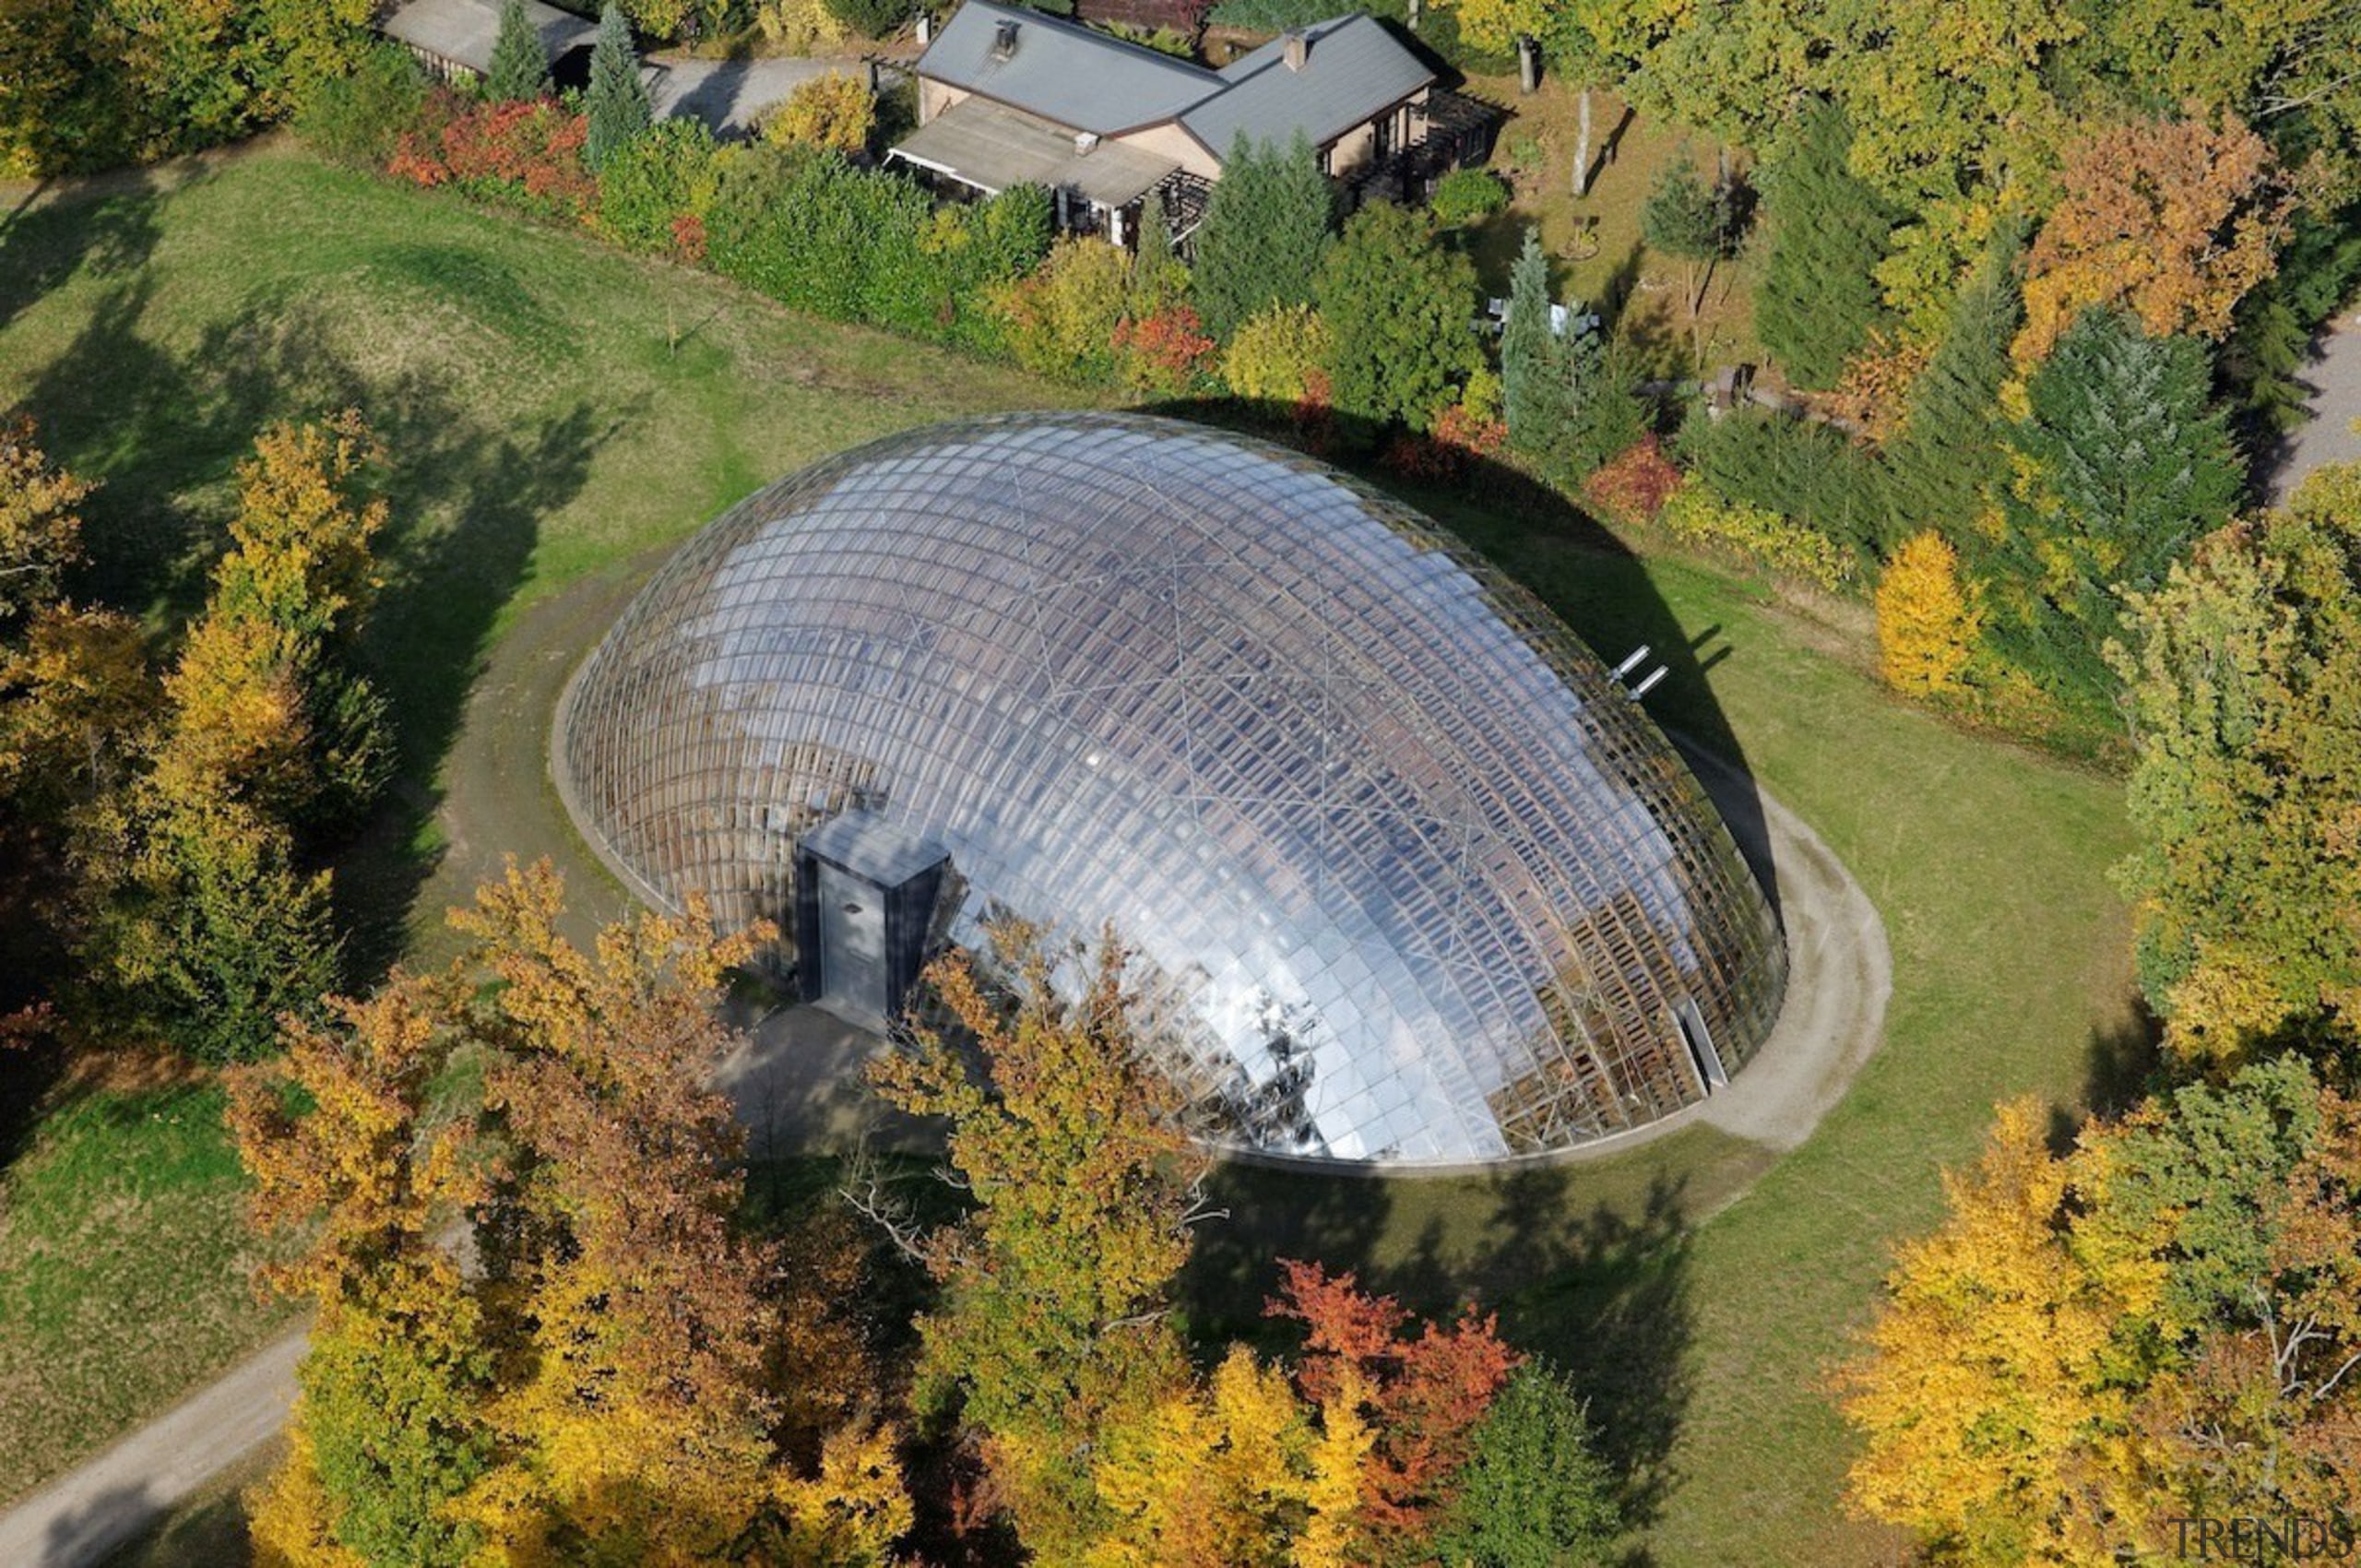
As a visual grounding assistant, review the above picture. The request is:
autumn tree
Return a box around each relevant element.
[1756,100,1896,391]
[1875,530,1983,697]
[865,922,1212,1560]
[0,417,89,628]
[235,977,493,1568]
[764,72,874,156]
[1316,201,1483,434]
[1193,132,1334,342]
[2013,113,2288,371]
[1268,1260,1521,1556]
[1086,1346,1323,1568]
[1984,309,2243,703]
[237,860,911,1568]
[84,415,390,1060]
[0,0,376,175]
[1839,1061,2361,1562]
[160,412,390,828]
[0,419,151,1026]
[1835,1099,2128,1566]
[2111,463,2361,1066]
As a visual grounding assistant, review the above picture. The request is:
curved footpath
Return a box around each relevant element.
[0,552,1888,1565]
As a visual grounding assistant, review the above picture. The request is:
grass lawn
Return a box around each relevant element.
[0,136,1087,1510]
[1183,486,2138,1564]
[0,1072,289,1505]
[3,141,2136,1567]
[1456,76,1765,381]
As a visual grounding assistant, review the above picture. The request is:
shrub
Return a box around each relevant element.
[1430,167,1509,227]
[1659,477,1853,591]
[706,147,934,327]
[1385,398,1506,481]
[754,0,850,51]
[1113,305,1218,396]
[1581,434,1682,527]
[763,70,874,155]
[389,92,599,221]
[1676,405,1889,556]
[823,0,913,39]
[991,237,1132,382]
[1317,199,1481,433]
[295,41,428,169]
[931,184,1055,352]
[1220,303,1332,406]
[597,117,719,252]
[1875,530,1982,696]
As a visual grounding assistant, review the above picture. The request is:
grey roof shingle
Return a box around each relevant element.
[910,0,1432,154]
[1184,14,1434,152]
[379,0,595,73]
[915,0,1221,137]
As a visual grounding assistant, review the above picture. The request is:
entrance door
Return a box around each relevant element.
[1675,997,1729,1092]
[816,861,888,1023]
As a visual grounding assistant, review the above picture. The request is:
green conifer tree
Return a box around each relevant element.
[485,0,552,102]
[1130,187,1186,315]
[1502,225,1562,453]
[1883,223,2024,541]
[1755,99,1896,389]
[1193,131,1334,342]
[585,1,651,171]
[1985,308,2243,701]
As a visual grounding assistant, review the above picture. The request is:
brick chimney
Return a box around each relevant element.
[1284,29,1309,70]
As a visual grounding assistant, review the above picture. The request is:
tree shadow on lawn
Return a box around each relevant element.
[12,280,607,984]
[0,171,168,340]
[1180,1159,1694,1551]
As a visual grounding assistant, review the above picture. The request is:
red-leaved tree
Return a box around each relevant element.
[1267,1259,1521,1550]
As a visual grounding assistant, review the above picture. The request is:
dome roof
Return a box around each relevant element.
[555,414,1785,1164]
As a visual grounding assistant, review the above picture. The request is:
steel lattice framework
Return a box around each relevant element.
[555,413,1786,1164]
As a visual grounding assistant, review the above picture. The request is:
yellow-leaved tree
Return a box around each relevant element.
[235,860,913,1568]
[1835,1099,2131,1566]
[1875,530,1984,696]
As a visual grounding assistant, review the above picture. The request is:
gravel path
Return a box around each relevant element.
[0,1331,303,1568]
[2268,315,2361,504]
[0,541,1894,1562]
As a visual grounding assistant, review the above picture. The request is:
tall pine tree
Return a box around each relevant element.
[1501,225,1602,471]
[1755,99,1895,389]
[485,0,552,102]
[1193,131,1334,342]
[585,1,650,170]
[1984,308,2243,701]
[1883,223,2023,541]
[1502,226,1561,453]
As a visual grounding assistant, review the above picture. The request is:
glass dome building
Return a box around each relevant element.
[554,413,1785,1165]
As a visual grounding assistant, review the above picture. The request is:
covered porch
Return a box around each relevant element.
[887,97,1177,244]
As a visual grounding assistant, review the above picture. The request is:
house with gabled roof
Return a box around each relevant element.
[887,0,1495,246]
